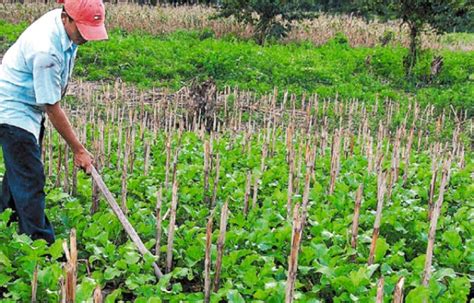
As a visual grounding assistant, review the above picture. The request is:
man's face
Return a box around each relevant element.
[61,12,87,45]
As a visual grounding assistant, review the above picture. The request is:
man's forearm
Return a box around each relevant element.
[45,102,84,153]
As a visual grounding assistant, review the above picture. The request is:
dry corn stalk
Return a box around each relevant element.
[143,138,151,176]
[376,276,384,303]
[91,160,101,214]
[301,147,316,223]
[351,184,363,261]
[204,210,214,303]
[61,229,77,303]
[393,277,405,303]
[286,144,295,220]
[428,143,441,220]
[368,169,386,265]
[164,134,172,187]
[243,171,252,216]
[213,201,229,292]
[387,128,402,199]
[329,128,342,195]
[402,125,415,185]
[55,144,63,188]
[211,154,221,208]
[93,285,103,303]
[59,276,66,303]
[252,174,259,210]
[63,145,70,194]
[203,139,211,206]
[31,263,38,303]
[166,179,179,273]
[155,187,163,262]
[121,130,130,214]
[422,155,452,286]
[285,204,303,303]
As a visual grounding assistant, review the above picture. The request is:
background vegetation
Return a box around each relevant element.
[1,21,472,110]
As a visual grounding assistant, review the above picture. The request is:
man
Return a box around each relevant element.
[0,0,108,245]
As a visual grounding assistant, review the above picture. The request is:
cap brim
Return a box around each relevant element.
[76,22,108,41]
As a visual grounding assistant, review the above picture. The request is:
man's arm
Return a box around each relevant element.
[45,102,93,174]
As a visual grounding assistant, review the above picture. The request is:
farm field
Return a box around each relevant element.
[0,2,473,303]
[1,6,473,110]
[0,83,472,302]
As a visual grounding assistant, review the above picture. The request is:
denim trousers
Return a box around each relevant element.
[0,123,55,244]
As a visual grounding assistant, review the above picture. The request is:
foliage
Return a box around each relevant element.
[356,0,474,76]
[0,20,27,54]
[216,0,317,44]
[0,21,473,111]
[0,112,472,301]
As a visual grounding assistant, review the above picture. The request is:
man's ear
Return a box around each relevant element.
[61,12,67,24]
[61,11,70,25]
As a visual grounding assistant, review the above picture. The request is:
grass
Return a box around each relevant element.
[1,21,473,111]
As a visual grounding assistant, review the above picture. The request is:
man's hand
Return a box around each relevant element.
[74,148,94,174]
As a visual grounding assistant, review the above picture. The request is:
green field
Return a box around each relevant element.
[1,21,473,110]
[0,6,473,303]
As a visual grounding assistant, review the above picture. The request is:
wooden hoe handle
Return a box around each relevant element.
[90,166,164,279]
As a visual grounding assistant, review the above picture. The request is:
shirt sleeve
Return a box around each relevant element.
[32,52,62,105]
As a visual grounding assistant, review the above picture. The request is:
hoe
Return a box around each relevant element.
[90,166,164,279]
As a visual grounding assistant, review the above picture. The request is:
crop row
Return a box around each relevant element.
[1,85,471,302]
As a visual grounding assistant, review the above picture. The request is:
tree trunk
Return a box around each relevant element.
[406,23,419,77]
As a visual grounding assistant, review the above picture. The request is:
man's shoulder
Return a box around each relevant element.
[19,9,65,58]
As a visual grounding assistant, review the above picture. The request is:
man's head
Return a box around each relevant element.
[59,0,108,45]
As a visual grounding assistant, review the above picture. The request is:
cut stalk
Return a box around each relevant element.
[121,135,129,214]
[59,276,66,303]
[392,277,405,303]
[144,138,151,176]
[213,201,229,292]
[368,169,386,265]
[402,126,415,185]
[243,171,251,216]
[166,179,179,273]
[350,184,363,261]
[204,210,214,303]
[71,163,78,197]
[63,145,69,194]
[164,134,172,187]
[422,156,451,286]
[211,154,221,208]
[428,144,441,220]
[376,276,384,303]
[93,285,103,303]
[203,139,211,206]
[155,187,163,262]
[64,262,75,303]
[252,174,259,210]
[329,129,341,195]
[301,147,316,223]
[285,204,303,303]
[91,161,100,214]
[286,127,295,219]
[70,229,77,273]
[55,144,63,188]
[31,263,38,303]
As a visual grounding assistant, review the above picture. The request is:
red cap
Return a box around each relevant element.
[58,0,108,41]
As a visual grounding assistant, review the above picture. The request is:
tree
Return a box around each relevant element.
[217,0,318,44]
[356,0,474,76]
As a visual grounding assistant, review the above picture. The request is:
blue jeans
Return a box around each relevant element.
[0,123,55,244]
